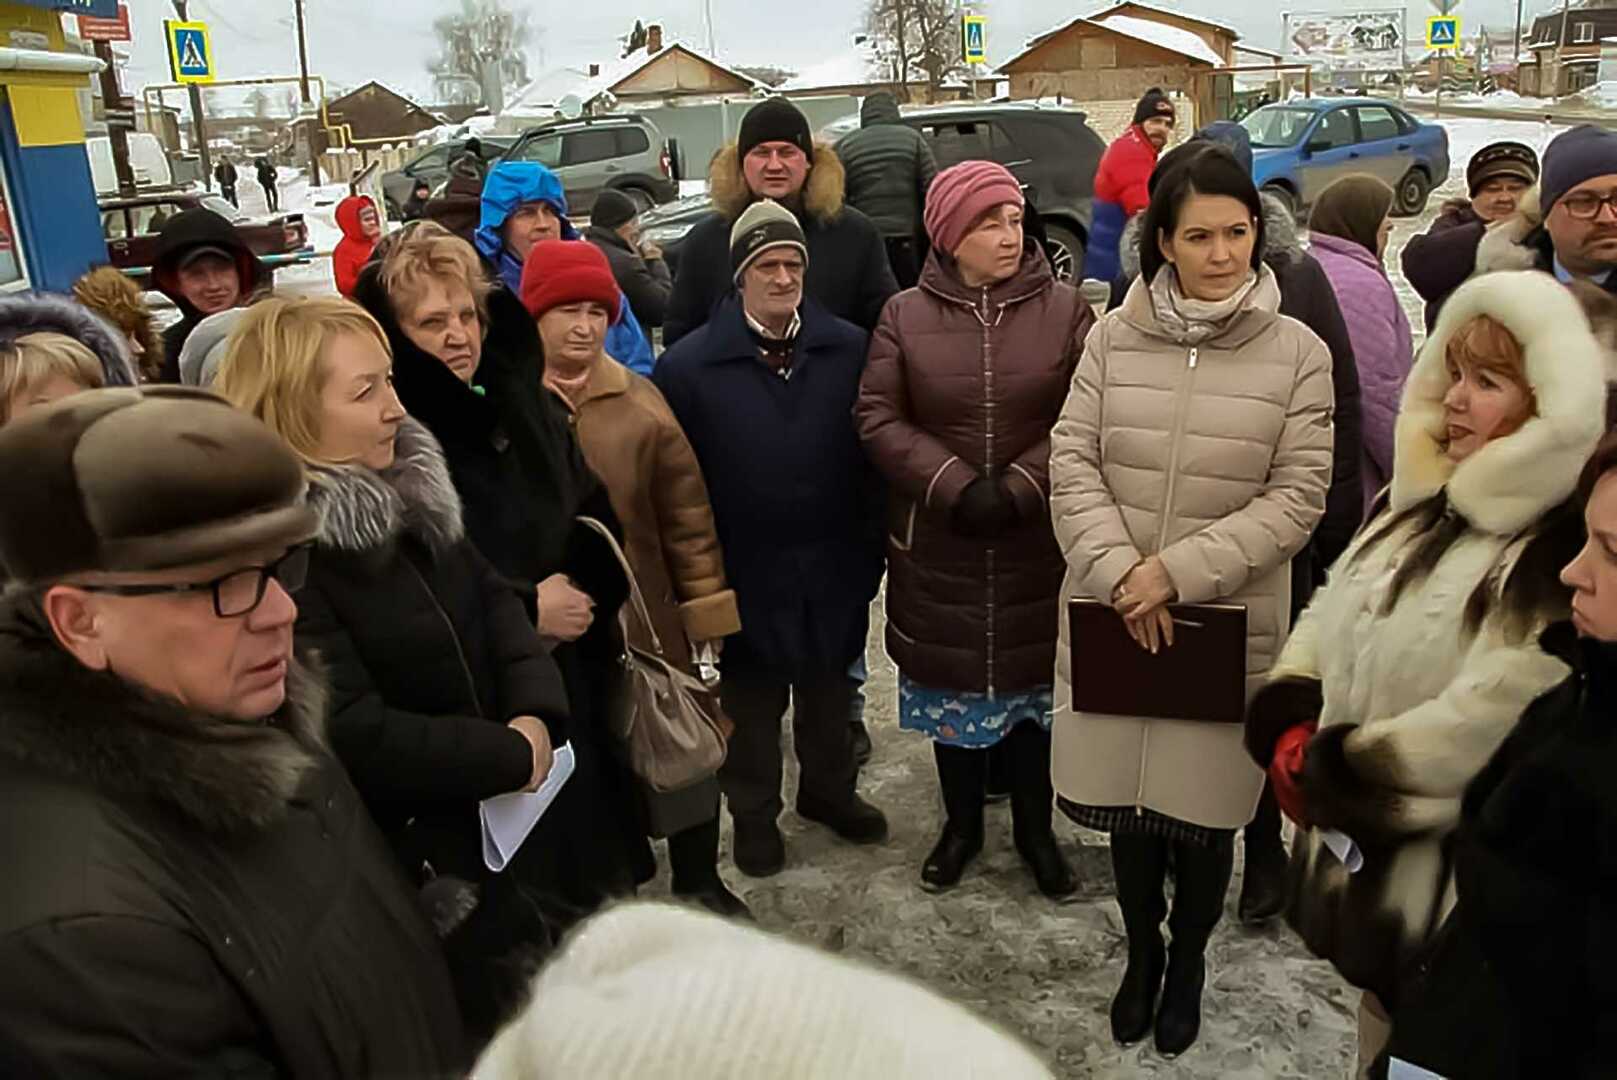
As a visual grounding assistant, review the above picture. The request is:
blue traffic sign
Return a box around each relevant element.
[166,20,215,84]
[1426,15,1459,50]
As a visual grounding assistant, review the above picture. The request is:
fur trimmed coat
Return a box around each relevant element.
[1247,270,1608,1003]
[0,599,465,1076]
[661,142,898,346]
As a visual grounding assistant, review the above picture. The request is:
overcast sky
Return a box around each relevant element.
[119,0,1570,107]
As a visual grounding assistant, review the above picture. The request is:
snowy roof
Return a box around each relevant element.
[1234,43,1285,61]
[1085,2,1241,41]
[780,53,882,92]
[504,42,763,115]
[1093,14,1225,66]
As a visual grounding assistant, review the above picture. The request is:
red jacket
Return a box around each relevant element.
[1093,125,1158,218]
[332,195,377,298]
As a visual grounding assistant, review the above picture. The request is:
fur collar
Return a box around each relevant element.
[304,417,465,555]
[1473,186,1546,276]
[1392,269,1606,534]
[709,142,846,224]
[0,598,328,834]
[0,291,138,387]
[1119,191,1300,283]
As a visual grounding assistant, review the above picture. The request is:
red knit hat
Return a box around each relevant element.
[519,239,622,323]
[923,161,1025,259]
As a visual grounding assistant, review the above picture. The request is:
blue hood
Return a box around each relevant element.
[1194,121,1254,175]
[474,161,578,274]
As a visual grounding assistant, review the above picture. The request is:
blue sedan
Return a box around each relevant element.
[1241,98,1450,218]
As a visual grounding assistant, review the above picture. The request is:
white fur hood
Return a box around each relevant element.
[1392,269,1607,535]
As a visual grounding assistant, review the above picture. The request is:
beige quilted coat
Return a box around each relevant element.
[1049,268,1334,829]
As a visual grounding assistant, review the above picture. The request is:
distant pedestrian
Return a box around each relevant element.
[1086,87,1175,284]
[834,91,939,289]
[72,265,161,382]
[1402,140,1539,329]
[403,178,432,222]
[584,188,673,331]
[214,155,239,207]
[332,194,381,297]
[150,207,268,382]
[256,155,280,213]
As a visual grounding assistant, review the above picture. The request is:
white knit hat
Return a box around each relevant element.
[472,903,1053,1080]
[729,198,808,283]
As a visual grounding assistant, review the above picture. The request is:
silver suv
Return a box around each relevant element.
[499,115,679,217]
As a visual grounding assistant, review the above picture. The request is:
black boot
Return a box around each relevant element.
[984,740,1011,804]
[670,816,753,921]
[1006,723,1076,898]
[1108,831,1169,1045]
[921,743,986,891]
[1156,835,1235,1057]
[1238,780,1288,926]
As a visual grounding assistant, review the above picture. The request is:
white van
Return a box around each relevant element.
[87,134,174,193]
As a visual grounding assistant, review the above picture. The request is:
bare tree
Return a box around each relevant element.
[863,0,967,101]
[428,0,534,107]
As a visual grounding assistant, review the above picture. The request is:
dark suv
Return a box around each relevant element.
[381,136,514,219]
[640,101,1104,281]
[499,115,678,217]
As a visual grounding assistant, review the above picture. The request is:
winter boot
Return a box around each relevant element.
[732,817,786,879]
[984,739,1011,804]
[1006,722,1077,899]
[1156,835,1235,1057]
[670,816,754,921]
[1238,780,1289,925]
[1108,831,1169,1045]
[921,743,987,891]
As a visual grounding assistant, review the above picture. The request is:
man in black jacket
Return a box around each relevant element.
[214,155,239,207]
[0,386,465,1077]
[586,188,673,330]
[834,91,938,289]
[152,208,267,383]
[662,96,898,346]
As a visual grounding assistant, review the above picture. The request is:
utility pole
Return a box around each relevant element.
[93,39,137,195]
[171,0,211,191]
[1513,0,1525,95]
[293,0,321,184]
[1555,0,1572,103]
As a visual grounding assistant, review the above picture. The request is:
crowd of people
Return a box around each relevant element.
[0,89,1613,1077]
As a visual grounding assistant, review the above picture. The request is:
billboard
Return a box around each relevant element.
[1283,9,1408,72]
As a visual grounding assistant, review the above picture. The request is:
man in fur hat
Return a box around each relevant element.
[662,97,898,347]
[0,387,465,1075]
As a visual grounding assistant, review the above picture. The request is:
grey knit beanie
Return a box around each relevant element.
[178,307,248,388]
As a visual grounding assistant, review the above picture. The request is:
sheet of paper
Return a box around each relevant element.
[1320,828,1364,874]
[1387,1058,1448,1080]
[480,741,575,873]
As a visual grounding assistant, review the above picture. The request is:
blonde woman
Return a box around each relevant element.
[0,293,136,423]
[72,266,161,382]
[215,295,569,1043]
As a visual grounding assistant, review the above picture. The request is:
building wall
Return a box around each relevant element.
[327,84,439,142]
[614,50,752,96]
[1009,64,1196,107]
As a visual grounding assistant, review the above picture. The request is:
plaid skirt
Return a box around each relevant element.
[1056,796,1230,848]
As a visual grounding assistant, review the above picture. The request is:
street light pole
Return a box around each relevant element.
[172,0,211,191]
[293,0,321,184]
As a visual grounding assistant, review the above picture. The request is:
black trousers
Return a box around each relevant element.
[220,184,238,207]
[263,182,279,212]
[719,672,858,825]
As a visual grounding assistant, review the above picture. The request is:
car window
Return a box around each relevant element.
[1354,106,1401,143]
[102,209,129,240]
[615,127,650,156]
[1241,107,1316,148]
[919,120,1013,167]
[409,146,451,174]
[131,203,184,234]
[515,135,563,168]
[1393,109,1418,135]
[562,129,621,167]
[1309,109,1355,151]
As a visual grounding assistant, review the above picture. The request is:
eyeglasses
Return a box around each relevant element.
[1560,191,1617,221]
[74,545,311,619]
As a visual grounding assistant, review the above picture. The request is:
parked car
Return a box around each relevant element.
[641,101,1103,282]
[1242,98,1450,218]
[381,136,515,218]
[99,189,312,286]
[498,114,679,217]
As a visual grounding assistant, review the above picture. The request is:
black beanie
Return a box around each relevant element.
[591,188,638,231]
[738,97,814,159]
[1133,87,1176,128]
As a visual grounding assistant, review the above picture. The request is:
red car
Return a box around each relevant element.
[99,189,313,285]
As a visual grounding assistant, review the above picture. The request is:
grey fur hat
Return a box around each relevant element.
[0,291,137,387]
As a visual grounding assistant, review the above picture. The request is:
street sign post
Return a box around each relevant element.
[962,14,987,65]
[165,20,214,84]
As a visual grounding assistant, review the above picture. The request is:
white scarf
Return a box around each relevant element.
[1147,265,1264,345]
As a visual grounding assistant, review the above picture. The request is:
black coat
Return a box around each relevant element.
[151,208,268,383]
[662,203,897,347]
[294,419,570,882]
[654,295,885,679]
[586,224,673,329]
[834,93,939,240]
[0,600,465,1078]
[1382,624,1617,1079]
[1400,200,1485,332]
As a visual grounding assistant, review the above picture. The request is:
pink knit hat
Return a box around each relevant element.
[923,161,1025,258]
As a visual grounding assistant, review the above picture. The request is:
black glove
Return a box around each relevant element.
[952,477,1016,538]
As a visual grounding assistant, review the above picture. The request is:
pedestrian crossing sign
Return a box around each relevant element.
[962,15,987,65]
[1426,15,1459,51]
[166,20,214,84]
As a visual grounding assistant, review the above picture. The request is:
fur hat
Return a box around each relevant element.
[1467,141,1539,196]
[519,239,622,323]
[0,291,137,388]
[738,97,813,160]
[0,386,314,583]
[729,199,807,281]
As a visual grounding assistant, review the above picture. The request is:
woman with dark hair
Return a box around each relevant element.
[1378,431,1617,1079]
[1245,270,1608,1074]
[1049,145,1335,1057]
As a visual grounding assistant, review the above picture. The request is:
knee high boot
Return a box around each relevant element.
[1109,831,1169,1045]
[1156,834,1235,1057]
[1006,722,1076,899]
[669,815,752,920]
[1239,779,1289,925]
[921,743,985,891]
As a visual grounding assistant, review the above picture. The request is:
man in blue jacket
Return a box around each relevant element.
[654,200,889,878]
[475,161,656,375]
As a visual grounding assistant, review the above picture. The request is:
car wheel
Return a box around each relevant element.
[1395,170,1431,217]
[1043,224,1084,284]
[622,187,656,215]
[1263,184,1298,221]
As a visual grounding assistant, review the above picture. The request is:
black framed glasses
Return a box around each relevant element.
[75,545,311,618]
[1560,191,1617,221]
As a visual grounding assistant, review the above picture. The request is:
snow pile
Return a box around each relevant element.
[1091,14,1226,68]
[781,54,880,92]
[1571,81,1617,110]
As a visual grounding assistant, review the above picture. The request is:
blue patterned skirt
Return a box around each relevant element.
[898,676,1053,748]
